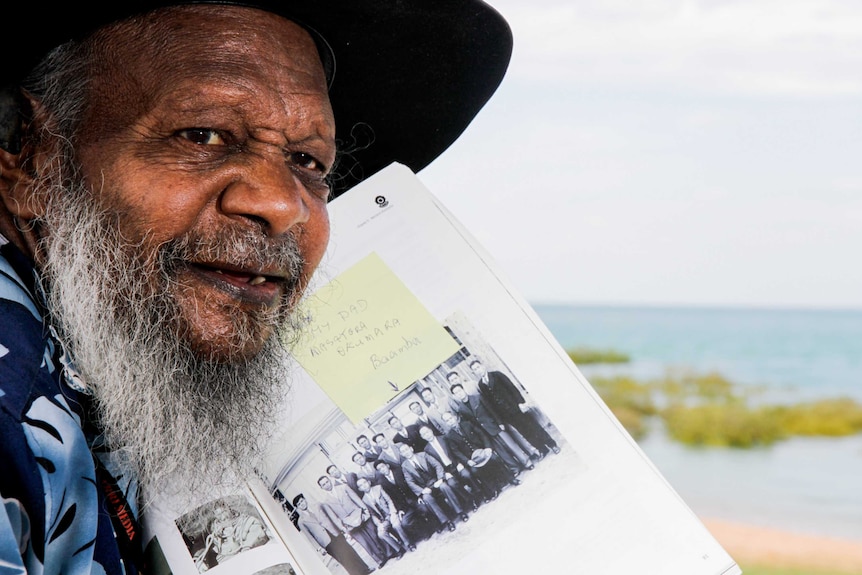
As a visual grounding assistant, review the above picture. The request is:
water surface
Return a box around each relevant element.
[533,304,862,539]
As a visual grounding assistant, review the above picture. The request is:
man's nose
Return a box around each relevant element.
[219,152,311,236]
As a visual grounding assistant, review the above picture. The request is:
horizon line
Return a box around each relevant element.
[528,300,862,313]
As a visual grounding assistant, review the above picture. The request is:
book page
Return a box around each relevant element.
[251,163,742,575]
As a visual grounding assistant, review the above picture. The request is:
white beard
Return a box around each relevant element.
[37,173,306,499]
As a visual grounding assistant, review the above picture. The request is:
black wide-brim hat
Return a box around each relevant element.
[2,1,512,198]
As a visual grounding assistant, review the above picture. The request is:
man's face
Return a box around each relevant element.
[352,453,365,466]
[398,443,414,458]
[419,426,434,442]
[442,412,457,427]
[296,498,308,511]
[421,390,435,404]
[375,436,389,448]
[390,418,404,431]
[318,477,333,491]
[327,466,343,479]
[66,6,336,360]
[409,402,423,415]
[470,362,487,378]
[357,437,371,449]
[356,478,370,493]
[452,386,468,402]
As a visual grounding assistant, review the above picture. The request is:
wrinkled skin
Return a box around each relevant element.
[0,5,336,360]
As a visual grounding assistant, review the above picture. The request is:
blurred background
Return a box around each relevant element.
[418,1,862,573]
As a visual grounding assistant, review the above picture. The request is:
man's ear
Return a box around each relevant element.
[0,146,43,220]
[0,92,53,221]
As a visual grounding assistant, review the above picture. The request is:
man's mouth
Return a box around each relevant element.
[186,262,288,305]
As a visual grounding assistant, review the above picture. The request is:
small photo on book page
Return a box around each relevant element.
[144,487,303,575]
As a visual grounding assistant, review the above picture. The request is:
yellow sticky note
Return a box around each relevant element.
[292,253,459,423]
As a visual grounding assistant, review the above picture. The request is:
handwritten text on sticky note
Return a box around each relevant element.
[292,253,459,422]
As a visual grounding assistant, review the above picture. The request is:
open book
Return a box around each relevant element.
[142,163,741,575]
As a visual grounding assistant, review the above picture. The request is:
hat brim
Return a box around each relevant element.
[4,1,512,197]
[471,447,493,467]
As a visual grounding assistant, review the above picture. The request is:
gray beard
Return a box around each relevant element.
[37,174,305,499]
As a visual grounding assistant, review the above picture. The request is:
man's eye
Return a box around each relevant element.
[289,151,325,173]
[177,128,225,146]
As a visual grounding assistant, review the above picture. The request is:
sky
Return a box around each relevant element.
[418,0,862,310]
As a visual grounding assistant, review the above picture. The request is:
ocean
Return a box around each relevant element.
[532,304,862,541]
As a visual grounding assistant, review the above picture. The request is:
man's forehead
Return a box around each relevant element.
[75,6,335,163]
[88,7,330,104]
[89,5,332,80]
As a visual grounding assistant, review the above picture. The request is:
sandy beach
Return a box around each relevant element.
[702,518,862,573]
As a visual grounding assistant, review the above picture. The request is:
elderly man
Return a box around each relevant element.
[0,3,511,575]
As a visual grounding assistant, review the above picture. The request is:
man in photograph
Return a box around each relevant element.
[292,493,372,575]
[198,503,269,569]
[408,400,447,436]
[389,415,424,451]
[398,443,467,532]
[373,459,434,543]
[449,378,534,472]
[317,475,389,569]
[422,387,457,427]
[356,435,381,463]
[355,477,414,556]
[327,464,360,495]
[440,410,521,497]
[351,451,381,486]
[470,359,561,457]
[373,433,406,468]
[418,425,487,509]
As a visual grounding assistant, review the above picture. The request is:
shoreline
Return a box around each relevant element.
[701,517,862,573]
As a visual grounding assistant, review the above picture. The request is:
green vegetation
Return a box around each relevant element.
[663,403,786,447]
[586,368,862,448]
[565,346,862,447]
[589,375,655,440]
[773,398,862,437]
[567,346,630,365]
[653,369,738,402]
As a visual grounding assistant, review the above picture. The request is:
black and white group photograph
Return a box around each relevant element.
[264,313,588,574]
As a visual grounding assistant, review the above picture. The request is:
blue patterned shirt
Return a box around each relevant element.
[0,237,142,575]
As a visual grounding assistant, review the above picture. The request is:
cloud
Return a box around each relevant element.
[421,0,862,308]
[492,0,862,97]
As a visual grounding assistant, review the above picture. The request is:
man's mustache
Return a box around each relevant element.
[158,225,305,292]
